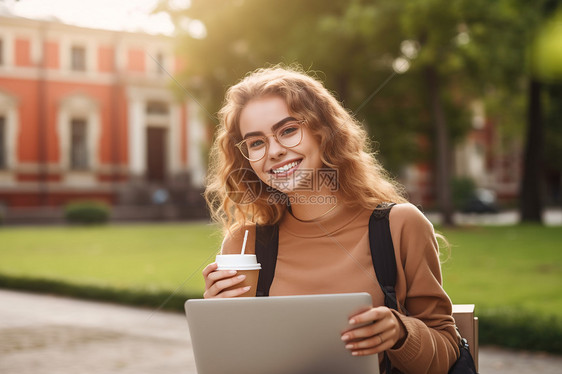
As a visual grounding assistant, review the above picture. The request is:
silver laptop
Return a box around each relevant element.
[185,293,379,374]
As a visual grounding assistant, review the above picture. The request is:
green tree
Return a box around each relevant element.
[521,3,562,222]
[166,0,426,173]
[165,0,557,224]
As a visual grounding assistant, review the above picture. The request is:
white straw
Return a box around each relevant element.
[241,229,249,255]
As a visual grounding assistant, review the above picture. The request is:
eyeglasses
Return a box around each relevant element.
[235,120,306,162]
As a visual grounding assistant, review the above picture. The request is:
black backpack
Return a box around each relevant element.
[254,204,477,374]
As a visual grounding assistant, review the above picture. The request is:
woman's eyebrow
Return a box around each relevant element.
[242,116,297,139]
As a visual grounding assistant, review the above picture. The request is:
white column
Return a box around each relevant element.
[0,30,15,67]
[187,100,206,187]
[60,35,70,71]
[0,92,19,185]
[6,104,19,170]
[56,109,69,170]
[87,39,97,76]
[128,98,146,177]
[0,92,18,170]
[89,110,100,171]
[169,104,180,175]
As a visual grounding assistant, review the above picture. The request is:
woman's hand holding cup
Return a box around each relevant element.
[202,262,252,298]
[202,253,261,299]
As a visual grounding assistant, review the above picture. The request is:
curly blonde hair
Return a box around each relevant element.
[205,65,408,232]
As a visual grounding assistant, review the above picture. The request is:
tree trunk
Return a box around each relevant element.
[426,66,454,226]
[519,78,544,223]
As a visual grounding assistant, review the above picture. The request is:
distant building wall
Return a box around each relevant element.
[0,15,207,209]
[402,101,522,208]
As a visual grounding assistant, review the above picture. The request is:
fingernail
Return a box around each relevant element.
[341,334,350,341]
[243,286,251,291]
[229,270,237,275]
[349,318,356,324]
[237,274,246,279]
[352,352,359,356]
[345,344,353,349]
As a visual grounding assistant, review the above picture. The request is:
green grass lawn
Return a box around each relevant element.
[0,223,224,296]
[440,224,562,318]
[3,221,561,352]
[1,223,561,318]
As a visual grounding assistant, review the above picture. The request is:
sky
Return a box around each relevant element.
[0,0,191,35]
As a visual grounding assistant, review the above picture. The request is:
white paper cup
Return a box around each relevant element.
[216,255,261,296]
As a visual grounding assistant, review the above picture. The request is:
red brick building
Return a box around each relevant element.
[401,101,522,209]
[0,15,207,217]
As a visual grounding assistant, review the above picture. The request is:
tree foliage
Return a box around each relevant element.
[164,0,560,220]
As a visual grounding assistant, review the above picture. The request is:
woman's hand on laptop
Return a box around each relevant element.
[341,306,407,356]
[202,263,251,298]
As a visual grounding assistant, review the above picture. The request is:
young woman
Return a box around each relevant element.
[203,66,460,373]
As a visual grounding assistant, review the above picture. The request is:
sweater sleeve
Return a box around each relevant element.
[386,203,460,374]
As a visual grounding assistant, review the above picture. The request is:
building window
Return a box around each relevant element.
[71,46,86,71]
[146,101,169,115]
[0,116,5,169]
[70,118,88,170]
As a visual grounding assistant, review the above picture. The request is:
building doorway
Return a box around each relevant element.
[146,127,167,182]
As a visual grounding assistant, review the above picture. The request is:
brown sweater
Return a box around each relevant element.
[221,203,460,373]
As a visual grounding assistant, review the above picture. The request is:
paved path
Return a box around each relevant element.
[1,289,561,374]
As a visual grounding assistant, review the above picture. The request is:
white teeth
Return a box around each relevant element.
[272,161,300,174]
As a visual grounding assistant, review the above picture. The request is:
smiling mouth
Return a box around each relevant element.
[270,160,302,175]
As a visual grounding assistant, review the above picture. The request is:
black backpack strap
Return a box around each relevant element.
[369,203,397,374]
[368,203,398,311]
[254,224,279,297]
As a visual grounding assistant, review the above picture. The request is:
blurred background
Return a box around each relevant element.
[0,0,562,372]
[0,0,560,225]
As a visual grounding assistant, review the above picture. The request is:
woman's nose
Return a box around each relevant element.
[267,137,287,159]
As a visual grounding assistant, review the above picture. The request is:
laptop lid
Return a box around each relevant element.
[185,293,379,374]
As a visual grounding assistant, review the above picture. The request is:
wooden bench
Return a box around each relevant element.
[452,304,479,372]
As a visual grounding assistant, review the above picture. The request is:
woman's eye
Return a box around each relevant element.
[279,126,297,137]
[249,138,265,148]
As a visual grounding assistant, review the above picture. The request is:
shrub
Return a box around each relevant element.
[64,201,111,224]
[0,274,197,312]
[452,177,476,210]
[479,308,562,354]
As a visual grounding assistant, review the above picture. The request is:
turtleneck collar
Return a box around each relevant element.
[281,203,368,238]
